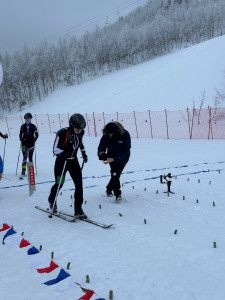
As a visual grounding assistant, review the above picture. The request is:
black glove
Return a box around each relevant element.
[98,153,108,161]
[82,151,88,163]
[2,134,8,139]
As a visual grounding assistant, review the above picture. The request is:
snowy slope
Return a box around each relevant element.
[1,35,225,300]
[1,137,225,300]
[15,34,225,116]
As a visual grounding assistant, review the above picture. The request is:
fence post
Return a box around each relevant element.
[103,112,106,127]
[187,108,191,139]
[133,111,138,138]
[93,112,97,137]
[5,117,10,137]
[47,113,52,134]
[190,109,195,139]
[58,113,61,129]
[208,106,213,140]
[116,112,119,122]
[34,114,39,132]
[148,110,153,139]
[165,109,169,139]
[85,113,90,137]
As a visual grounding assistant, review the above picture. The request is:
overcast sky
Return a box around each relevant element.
[0,0,148,55]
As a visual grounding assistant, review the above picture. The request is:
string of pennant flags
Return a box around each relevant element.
[0,222,105,300]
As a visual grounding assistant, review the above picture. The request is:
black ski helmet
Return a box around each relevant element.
[24,112,32,119]
[69,113,86,130]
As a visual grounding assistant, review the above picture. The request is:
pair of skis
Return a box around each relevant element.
[35,206,113,229]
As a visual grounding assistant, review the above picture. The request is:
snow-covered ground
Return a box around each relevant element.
[1,36,225,300]
[1,136,225,300]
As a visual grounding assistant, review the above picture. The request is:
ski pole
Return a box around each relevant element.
[16,143,21,175]
[81,159,85,171]
[2,138,6,164]
[49,159,67,218]
[70,159,85,208]
[34,144,37,175]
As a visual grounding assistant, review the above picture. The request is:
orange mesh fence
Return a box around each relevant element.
[1,107,224,139]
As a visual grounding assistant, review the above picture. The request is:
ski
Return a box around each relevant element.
[35,206,76,222]
[59,211,113,229]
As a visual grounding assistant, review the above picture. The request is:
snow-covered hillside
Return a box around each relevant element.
[14,35,225,116]
[1,35,225,300]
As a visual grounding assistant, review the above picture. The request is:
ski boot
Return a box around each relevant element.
[75,208,88,220]
[106,189,113,197]
[115,195,122,202]
[49,202,58,214]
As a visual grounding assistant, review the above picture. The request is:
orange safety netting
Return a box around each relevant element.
[1,107,224,139]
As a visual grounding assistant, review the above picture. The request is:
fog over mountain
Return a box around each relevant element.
[0,0,148,54]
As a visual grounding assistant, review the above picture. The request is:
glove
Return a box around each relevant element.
[98,152,107,161]
[2,134,8,139]
[82,151,88,163]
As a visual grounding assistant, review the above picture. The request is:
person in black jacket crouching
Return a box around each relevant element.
[98,122,131,202]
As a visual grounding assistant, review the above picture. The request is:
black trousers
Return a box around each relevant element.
[48,155,83,211]
[107,161,127,197]
[21,142,35,165]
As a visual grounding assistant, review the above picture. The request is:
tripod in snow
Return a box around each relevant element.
[160,173,175,194]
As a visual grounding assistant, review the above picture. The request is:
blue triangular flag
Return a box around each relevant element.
[2,228,16,244]
[43,268,70,286]
[27,246,39,255]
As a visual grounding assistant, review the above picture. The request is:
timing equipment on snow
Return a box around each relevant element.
[69,113,86,131]
[24,112,33,119]
[160,173,175,194]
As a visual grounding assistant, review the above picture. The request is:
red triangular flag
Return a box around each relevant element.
[19,238,31,248]
[37,260,59,273]
[0,223,10,232]
[78,290,94,300]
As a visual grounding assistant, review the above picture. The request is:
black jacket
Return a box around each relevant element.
[98,125,131,164]
[53,127,85,158]
[19,123,38,143]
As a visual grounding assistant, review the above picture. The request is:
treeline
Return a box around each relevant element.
[0,0,225,112]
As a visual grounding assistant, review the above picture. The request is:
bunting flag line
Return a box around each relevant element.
[42,268,70,286]
[0,223,10,232]
[78,290,94,300]
[54,277,80,293]
[27,246,39,255]
[0,223,105,299]
[30,253,49,270]
[19,238,31,248]
[6,233,21,248]
[2,228,16,244]
[37,260,59,274]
